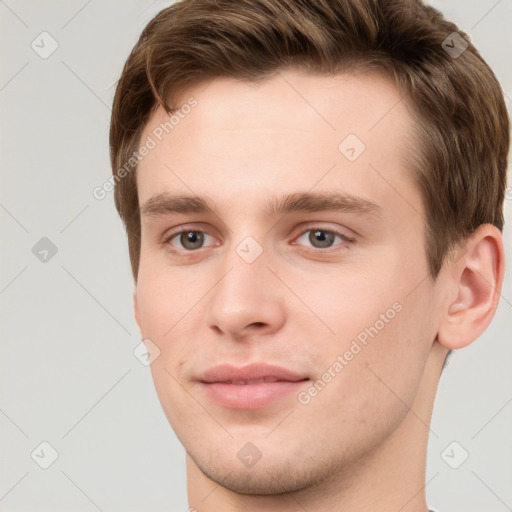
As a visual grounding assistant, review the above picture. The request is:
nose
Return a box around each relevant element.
[204,241,286,340]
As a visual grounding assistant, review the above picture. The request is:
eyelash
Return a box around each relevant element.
[162,225,355,256]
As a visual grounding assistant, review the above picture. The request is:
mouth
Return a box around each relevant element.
[226,377,293,385]
[197,363,310,410]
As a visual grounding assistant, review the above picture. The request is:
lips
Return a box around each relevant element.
[198,363,308,384]
[197,363,310,409]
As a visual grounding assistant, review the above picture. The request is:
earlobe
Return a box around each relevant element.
[437,225,505,350]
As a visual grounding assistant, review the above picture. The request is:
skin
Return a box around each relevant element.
[133,68,505,511]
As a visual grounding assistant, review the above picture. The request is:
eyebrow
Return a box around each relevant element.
[140,191,382,218]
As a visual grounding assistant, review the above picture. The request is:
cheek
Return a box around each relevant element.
[307,263,435,400]
[135,272,192,398]
[349,285,435,409]
[302,299,432,451]
[136,270,200,426]
[296,269,399,347]
[136,260,202,337]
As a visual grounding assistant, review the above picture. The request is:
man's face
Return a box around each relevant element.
[134,69,443,493]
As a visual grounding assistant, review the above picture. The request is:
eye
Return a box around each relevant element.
[163,226,353,255]
[294,227,353,250]
[165,230,215,251]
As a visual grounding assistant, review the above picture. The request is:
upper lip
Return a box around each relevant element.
[198,363,309,384]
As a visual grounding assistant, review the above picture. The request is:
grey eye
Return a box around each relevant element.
[308,230,336,248]
[176,231,205,250]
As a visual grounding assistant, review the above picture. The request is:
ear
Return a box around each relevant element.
[437,224,505,350]
[133,289,143,336]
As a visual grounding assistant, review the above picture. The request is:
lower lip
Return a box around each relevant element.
[199,380,309,409]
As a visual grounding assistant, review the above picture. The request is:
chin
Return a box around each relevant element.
[189,449,340,496]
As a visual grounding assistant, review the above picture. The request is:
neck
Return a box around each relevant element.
[186,342,447,512]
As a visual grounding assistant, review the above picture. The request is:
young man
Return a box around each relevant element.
[109,0,509,510]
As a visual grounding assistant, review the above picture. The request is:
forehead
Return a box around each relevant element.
[141,68,410,140]
[136,68,417,216]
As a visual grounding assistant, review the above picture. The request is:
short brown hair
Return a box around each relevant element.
[110,0,509,281]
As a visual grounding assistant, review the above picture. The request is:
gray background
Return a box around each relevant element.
[0,1,510,511]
